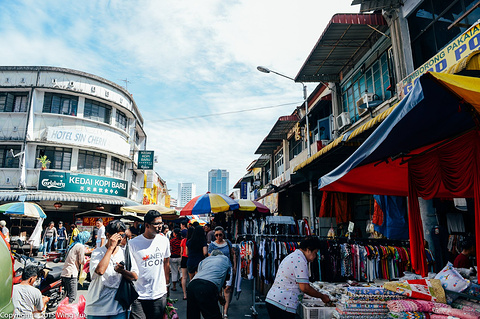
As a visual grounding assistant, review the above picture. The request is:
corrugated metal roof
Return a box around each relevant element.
[295,13,388,83]
[0,191,139,206]
[255,115,299,154]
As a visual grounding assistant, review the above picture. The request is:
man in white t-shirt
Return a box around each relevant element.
[129,210,171,319]
[95,219,106,248]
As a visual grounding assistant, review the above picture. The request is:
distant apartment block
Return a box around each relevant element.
[208,169,229,195]
[178,183,196,207]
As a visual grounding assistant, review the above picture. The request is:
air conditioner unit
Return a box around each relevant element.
[336,112,351,130]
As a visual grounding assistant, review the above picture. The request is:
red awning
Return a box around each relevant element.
[295,13,388,83]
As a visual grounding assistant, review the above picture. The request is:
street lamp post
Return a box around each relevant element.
[257,66,315,233]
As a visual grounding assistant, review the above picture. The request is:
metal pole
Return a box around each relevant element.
[303,84,315,234]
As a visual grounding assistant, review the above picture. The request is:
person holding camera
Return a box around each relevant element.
[85,220,137,319]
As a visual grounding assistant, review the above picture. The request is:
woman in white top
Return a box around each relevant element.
[85,220,137,319]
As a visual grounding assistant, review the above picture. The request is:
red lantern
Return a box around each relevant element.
[54,202,62,210]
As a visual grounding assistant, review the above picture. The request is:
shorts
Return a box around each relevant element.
[181,256,188,268]
[187,264,198,274]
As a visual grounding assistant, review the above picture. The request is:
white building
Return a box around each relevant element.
[178,182,196,207]
[0,66,157,224]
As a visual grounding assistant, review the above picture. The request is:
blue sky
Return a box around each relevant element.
[0,0,358,199]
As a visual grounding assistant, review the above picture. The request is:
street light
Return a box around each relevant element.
[257,65,315,232]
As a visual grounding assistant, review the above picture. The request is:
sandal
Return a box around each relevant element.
[171,288,177,291]
[183,297,187,300]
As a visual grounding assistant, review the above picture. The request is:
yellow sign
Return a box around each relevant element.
[398,22,480,98]
[165,195,171,208]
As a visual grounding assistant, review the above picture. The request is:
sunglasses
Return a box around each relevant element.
[215,233,223,237]
[150,222,164,226]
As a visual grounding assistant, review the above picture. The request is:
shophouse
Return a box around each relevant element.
[235,0,480,273]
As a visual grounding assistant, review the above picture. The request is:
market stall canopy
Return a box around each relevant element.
[0,202,46,219]
[319,72,480,195]
[235,199,270,214]
[76,210,144,222]
[180,192,240,216]
[121,204,176,215]
[317,72,480,277]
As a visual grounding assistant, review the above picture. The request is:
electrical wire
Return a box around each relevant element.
[151,101,301,122]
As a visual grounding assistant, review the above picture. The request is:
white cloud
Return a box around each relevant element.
[0,0,358,198]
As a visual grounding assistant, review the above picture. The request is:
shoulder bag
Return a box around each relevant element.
[114,240,139,310]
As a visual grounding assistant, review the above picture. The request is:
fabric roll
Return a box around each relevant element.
[388,311,430,319]
[388,300,449,313]
[432,306,480,319]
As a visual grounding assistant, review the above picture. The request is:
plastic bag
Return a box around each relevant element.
[55,295,86,319]
[78,264,87,286]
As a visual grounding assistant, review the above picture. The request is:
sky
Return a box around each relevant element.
[0,0,359,200]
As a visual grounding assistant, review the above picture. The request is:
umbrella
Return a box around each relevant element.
[235,199,270,214]
[180,192,240,216]
[121,204,176,215]
[0,202,46,219]
[186,215,208,226]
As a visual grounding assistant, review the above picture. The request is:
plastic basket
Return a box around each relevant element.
[300,304,335,319]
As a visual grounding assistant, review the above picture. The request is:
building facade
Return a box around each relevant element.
[235,0,480,248]
[0,66,169,233]
[208,169,229,195]
[178,182,196,207]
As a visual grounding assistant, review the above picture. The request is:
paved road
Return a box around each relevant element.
[77,276,269,318]
[15,254,269,319]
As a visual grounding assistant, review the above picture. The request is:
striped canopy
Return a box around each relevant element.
[180,192,239,216]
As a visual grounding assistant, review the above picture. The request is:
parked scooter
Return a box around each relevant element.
[12,252,65,312]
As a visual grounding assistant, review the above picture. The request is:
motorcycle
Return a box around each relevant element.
[12,252,65,312]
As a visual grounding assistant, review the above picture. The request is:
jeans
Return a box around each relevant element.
[129,295,167,319]
[58,238,67,250]
[42,236,53,254]
[187,279,222,319]
[87,312,127,319]
[62,276,78,303]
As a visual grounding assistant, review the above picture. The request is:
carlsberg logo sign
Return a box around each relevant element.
[38,171,128,197]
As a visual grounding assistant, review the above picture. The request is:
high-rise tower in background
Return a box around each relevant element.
[208,169,229,195]
[178,182,196,207]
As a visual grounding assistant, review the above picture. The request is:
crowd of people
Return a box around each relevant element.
[8,210,335,319]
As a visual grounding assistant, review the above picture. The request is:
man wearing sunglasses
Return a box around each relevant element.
[129,210,171,319]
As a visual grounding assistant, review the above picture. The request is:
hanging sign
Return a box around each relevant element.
[39,170,128,197]
[138,151,154,170]
[398,22,480,99]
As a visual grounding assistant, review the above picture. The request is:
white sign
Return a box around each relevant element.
[348,221,355,233]
[46,126,130,157]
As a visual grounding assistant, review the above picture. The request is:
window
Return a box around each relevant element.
[77,150,107,175]
[0,145,21,168]
[0,92,28,112]
[289,137,304,160]
[84,99,111,124]
[115,110,127,131]
[274,149,284,178]
[341,50,393,123]
[43,92,78,116]
[132,171,137,187]
[111,156,124,179]
[35,146,72,170]
[408,0,480,68]
[135,131,140,145]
